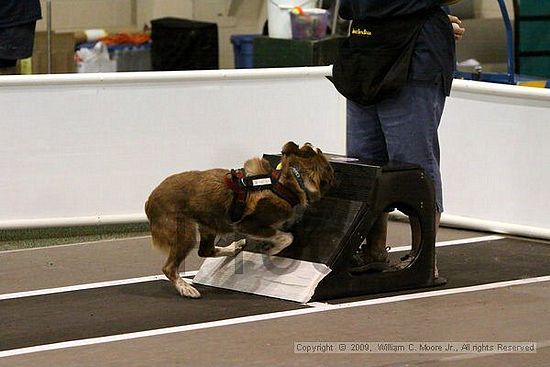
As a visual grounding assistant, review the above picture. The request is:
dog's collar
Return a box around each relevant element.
[225,169,302,222]
[289,166,306,192]
[271,169,303,207]
[289,165,314,203]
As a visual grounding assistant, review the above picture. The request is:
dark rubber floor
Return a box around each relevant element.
[330,237,550,304]
[1,237,548,352]
[0,282,307,352]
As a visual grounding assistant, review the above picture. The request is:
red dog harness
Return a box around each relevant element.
[224,168,303,222]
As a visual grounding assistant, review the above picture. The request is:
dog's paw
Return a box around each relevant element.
[261,242,274,253]
[277,232,294,247]
[231,238,246,254]
[213,238,246,257]
[175,279,201,299]
[266,246,281,256]
[266,232,294,255]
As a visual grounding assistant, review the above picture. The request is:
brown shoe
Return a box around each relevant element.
[349,248,390,273]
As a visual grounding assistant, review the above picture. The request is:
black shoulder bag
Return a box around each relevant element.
[332,7,437,106]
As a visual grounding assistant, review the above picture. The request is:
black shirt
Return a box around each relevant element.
[0,0,42,28]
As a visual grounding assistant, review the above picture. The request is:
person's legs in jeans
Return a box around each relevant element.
[377,81,445,212]
[347,80,446,271]
[378,80,446,273]
[347,100,388,163]
[347,100,392,268]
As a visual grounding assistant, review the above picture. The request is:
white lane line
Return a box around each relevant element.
[0,235,503,300]
[1,275,549,359]
[0,271,198,301]
[389,234,505,253]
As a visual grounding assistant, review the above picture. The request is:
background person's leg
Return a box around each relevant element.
[0,59,17,75]
[0,22,38,76]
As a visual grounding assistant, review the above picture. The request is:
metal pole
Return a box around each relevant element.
[497,0,516,84]
[47,0,52,74]
[331,0,341,35]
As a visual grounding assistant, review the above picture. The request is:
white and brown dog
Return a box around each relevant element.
[145,142,335,298]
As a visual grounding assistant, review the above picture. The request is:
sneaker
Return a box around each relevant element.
[394,252,414,270]
[349,249,390,273]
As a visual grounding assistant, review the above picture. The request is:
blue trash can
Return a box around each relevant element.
[231,34,261,69]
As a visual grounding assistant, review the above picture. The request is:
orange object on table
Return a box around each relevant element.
[100,33,151,45]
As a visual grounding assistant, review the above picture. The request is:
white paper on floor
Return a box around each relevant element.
[193,251,331,303]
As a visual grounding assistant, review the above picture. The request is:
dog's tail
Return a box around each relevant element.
[144,198,152,224]
[144,198,165,252]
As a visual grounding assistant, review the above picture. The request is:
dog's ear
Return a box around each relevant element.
[282,141,300,156]
[298,144,316,158]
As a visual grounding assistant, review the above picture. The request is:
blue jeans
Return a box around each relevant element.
[347,79,446,212]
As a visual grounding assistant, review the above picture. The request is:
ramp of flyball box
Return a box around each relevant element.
[193,196,364,303]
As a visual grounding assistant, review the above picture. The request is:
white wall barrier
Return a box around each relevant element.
[1,68,549,239]
[0,67,345,229]
[440,80,550,239]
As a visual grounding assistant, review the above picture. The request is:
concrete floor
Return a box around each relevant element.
[1,221,549,367]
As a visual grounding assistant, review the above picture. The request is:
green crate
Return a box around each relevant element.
[517,1,550,77]
[520,56,550,78]
[518,0,550,16]
[253,36,343,68]
[519,21,550,51]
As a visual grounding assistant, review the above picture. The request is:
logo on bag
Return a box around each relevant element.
[351,28,372,36]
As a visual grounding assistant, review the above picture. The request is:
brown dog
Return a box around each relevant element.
[145,142,334,298]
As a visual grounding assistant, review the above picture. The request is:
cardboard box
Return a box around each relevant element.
[32,31,76,74]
